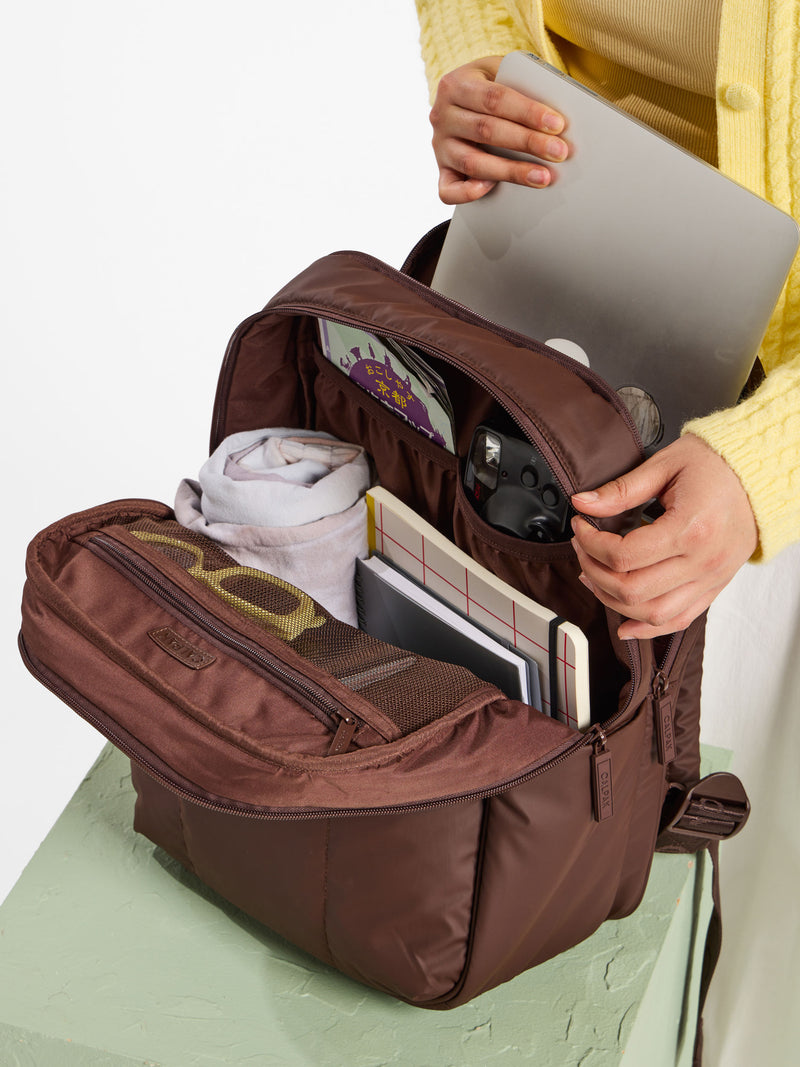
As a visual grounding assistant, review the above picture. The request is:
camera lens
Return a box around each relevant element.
[470,430,502,490]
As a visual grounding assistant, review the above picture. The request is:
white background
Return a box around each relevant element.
[1,4,797,1065]
[0,0,440,906]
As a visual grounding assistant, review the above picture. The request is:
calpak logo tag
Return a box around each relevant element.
[592,749,614,822]
[148,627,216,670]
[656,691,677,765]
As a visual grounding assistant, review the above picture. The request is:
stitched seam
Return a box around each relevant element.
[422,798,491,1006]
[176,796,197,875]
[320,818,336,967]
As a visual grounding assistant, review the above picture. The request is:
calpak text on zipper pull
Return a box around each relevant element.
[653,670,676,765]
[591,727,614,822]
[328,715,358,756]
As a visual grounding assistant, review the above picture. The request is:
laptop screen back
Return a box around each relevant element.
[431,52,799,449]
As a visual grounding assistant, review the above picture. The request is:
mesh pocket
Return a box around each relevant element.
[126,518,491,735]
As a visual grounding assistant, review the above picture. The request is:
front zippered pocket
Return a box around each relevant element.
[19,632,602,821]
[87,533,368,756]
[75,516,501,759]
[22,500,607,819]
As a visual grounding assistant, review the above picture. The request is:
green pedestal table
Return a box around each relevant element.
[0,744,730,1066]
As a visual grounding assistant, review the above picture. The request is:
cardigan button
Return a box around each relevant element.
[723,83,761,111]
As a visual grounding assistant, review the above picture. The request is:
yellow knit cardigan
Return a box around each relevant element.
[415,0,800,561]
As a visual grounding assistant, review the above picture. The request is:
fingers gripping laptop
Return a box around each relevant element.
[431,51,799,451]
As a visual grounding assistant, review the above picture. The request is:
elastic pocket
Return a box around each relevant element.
[452,477,628,719]
[311,352,460,533]
[453,473,580,601]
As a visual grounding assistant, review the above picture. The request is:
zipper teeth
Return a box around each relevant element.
[89,534,346,729]
[658,633,680,676]
[211,259,643,492]
[280,303,578,499]
[20,631,595,821]
[620,636,640,724]
[344,246,642,428]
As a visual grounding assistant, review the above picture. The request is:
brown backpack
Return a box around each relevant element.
[19,227,748,1023]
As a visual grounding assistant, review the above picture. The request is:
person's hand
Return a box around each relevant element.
[429,56,569,204]
[569,434,758,639]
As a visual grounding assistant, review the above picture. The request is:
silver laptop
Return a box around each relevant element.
[431,51,799,449]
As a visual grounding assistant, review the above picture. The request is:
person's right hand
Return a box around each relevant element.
[429,56,569,204]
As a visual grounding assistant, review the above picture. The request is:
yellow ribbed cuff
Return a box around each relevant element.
[415,0,532,100]
[682,359,800,562]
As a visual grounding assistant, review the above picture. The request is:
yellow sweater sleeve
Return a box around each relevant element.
[414,0,532,101]
[683,355,800,562]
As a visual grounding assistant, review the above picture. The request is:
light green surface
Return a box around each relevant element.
[0,745,729,1066]
[621,850,712,1067]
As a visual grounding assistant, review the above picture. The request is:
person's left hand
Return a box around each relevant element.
[569,434,758,639]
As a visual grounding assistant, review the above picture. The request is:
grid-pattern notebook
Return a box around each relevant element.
[366,486,590,729]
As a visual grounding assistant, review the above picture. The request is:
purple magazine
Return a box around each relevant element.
[318,318,455,453]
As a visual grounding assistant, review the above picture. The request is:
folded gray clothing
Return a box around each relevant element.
[174,428,371,626]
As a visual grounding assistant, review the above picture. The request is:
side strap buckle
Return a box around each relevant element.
[657,771,750,853]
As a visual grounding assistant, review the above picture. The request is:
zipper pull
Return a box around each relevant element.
[652,670,676,765]
[591,726,614,822]
[328,714,358,756]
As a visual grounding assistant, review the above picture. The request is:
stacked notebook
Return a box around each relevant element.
[356,554,542,710]
[359,487,590,730]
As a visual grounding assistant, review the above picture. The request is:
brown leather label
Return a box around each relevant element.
[148,627,216,670]
[592,749,614,822]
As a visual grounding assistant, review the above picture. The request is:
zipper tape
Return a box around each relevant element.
[211,250,643,488]
[19,632,602,822]
[88,534,356,737]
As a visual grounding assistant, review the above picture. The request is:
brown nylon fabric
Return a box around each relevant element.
[446,702,652,1006]
[211,252,644,496]
[21,502,577,812]
[17,238,731,1010]
[126,516,483,736]
[129,705,654,1008]
[661,614,707,791]
[310,348,464,528]
[451,477,631,717]
[131,763,485,1001]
